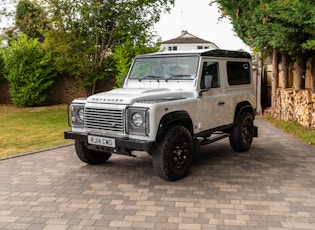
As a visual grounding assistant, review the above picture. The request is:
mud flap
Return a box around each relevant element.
[193,139,200,163]
[254,126,258,137]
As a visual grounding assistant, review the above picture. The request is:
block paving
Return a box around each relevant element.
[1,118,315,229]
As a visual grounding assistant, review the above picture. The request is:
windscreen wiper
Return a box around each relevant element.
[138,75,164,82]
[165,74,191,81]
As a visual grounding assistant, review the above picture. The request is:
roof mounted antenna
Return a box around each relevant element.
[181,10,184,32]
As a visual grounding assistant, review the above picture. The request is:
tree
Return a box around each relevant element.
[3,33,56,106]
[15,0,48,42]
[213,0,315,101]
[0,0,15,35]
[0,38,5,78]
[113,42,160,88]
[43,0,174,95]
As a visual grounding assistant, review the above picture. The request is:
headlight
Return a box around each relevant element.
[131,112,143,127]
[78,108,84,122]
[69,103,85,127]
[127,107,149,135]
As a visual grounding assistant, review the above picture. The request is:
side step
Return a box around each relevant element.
[199,133,230,146]
[193,132,229,163]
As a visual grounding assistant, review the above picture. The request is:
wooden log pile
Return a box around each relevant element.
[312,93,315,128]
[280,88,295,121]
[294,90,312,127]
[265,88,315,129]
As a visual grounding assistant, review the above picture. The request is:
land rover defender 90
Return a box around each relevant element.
[65,49,258,181]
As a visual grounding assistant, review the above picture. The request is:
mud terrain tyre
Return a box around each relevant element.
[75,141,111,164]
[152,125,193,181]
[229,112,254,152]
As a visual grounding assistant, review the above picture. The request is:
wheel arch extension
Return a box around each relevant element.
[156,111,193,142]
[233,101,255,124]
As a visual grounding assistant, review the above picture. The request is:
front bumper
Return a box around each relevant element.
[64,130,156,152]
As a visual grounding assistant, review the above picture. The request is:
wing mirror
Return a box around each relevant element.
[204,75,213,89]
[199,75,213,97]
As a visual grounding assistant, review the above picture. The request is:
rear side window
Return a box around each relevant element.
[227,61,251,85]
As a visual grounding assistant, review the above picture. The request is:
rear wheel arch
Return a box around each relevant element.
[233,101,254,124]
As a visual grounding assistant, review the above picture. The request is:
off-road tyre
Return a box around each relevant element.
[229,112,254,152]
[152,125,193,181]
[74,141,111,164]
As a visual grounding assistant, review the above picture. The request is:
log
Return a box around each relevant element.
[294,90,311,127]
[265,88,315,129]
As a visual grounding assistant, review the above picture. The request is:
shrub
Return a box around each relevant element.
[3,33,56,106]
[0,51,5,78]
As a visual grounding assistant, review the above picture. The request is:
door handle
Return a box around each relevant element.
[218,101,225,105]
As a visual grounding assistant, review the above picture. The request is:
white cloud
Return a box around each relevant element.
[154,0,250,52]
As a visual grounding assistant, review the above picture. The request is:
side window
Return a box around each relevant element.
[201,62,220,89]
[227,61,251,85]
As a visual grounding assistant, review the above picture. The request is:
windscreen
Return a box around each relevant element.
[128,56,199,81]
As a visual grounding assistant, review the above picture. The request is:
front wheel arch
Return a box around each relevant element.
[155,111,193,143]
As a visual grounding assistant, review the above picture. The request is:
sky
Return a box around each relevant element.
[154,0,250,52]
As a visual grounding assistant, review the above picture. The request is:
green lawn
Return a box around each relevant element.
[264,116,315,146]
[0,104,73,158]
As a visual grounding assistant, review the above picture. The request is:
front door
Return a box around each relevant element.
[198,61,229,131]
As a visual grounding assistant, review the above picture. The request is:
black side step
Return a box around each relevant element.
[199,133,230,146]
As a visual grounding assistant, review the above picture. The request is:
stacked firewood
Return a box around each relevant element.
[312,93,315,128]
[280,88,295,121]
[273,89,282,118]
[266,88,315,129]
[294,90,312,127]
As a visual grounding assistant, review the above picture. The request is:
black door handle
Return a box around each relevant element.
[218,101,225,105]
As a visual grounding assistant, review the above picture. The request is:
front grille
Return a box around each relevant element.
[84,107,124,133]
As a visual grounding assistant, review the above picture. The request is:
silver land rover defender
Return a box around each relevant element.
[65,49,258,181]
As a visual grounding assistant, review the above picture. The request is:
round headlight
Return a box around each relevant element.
[131,112,143,127]
[78,109,84,122]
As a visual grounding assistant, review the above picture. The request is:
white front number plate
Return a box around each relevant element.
[88,135,115,148]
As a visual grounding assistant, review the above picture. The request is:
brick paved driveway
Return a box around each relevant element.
[1,118,315,230]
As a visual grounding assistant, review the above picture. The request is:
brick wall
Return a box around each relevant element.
[0,78,11,104]
[0,75,116,105]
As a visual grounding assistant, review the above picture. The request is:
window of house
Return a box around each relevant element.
[173,46,177,51]
[168,47,172,51]
[227,61,251,85]
[197,46,203,49]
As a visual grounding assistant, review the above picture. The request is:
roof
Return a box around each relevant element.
[161,31,218,46]
[138,48,252,59]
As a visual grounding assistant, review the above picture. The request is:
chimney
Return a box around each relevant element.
[181,30,188,35]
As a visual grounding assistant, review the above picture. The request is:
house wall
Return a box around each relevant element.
[160,43,217,51]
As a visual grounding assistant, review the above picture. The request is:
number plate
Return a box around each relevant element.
[88,135,115,148]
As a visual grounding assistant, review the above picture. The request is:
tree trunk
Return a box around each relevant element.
[281,52,289,89]
[311,51,315,92]
[295,53,306,90]
[271,49,279,107]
